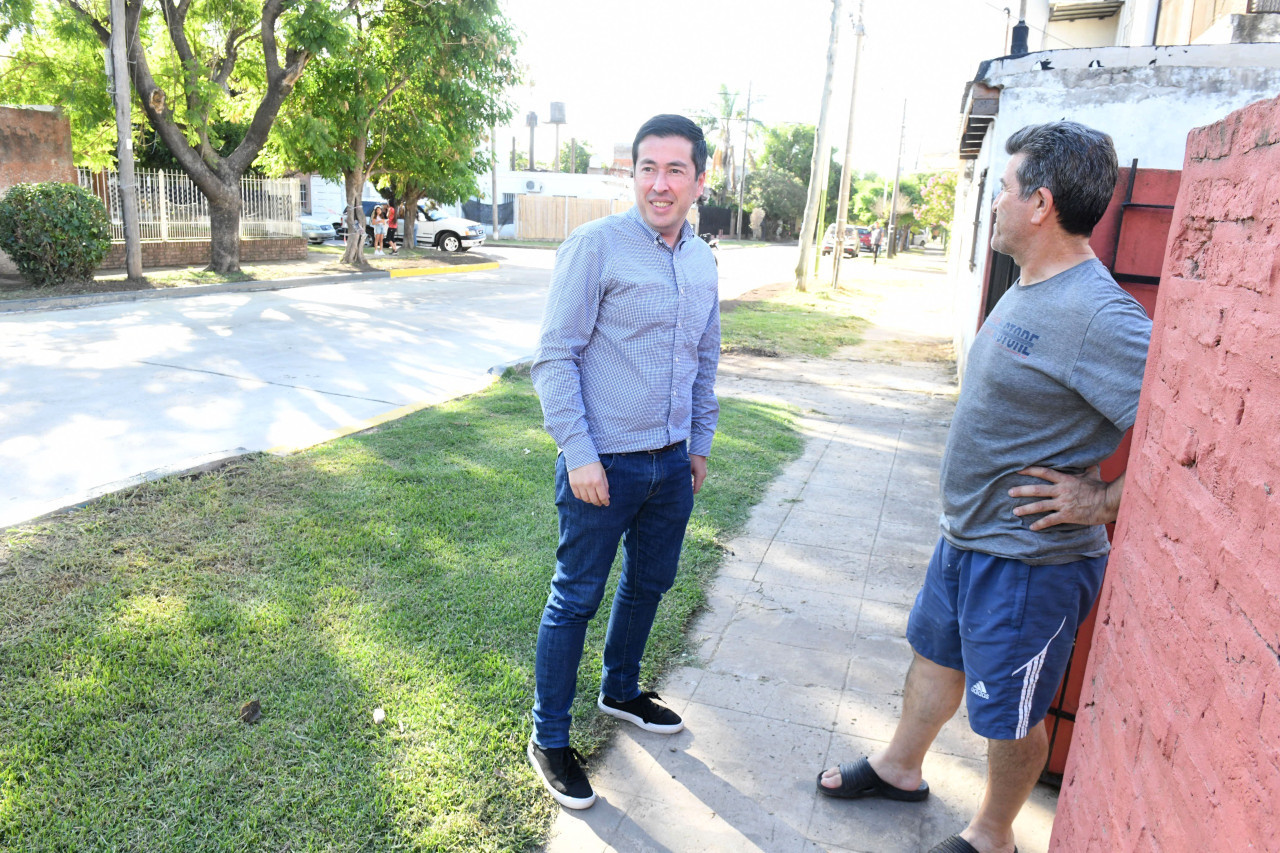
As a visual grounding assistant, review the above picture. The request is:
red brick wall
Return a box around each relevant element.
[99,238,308,270]
[0,106,75,190]
[1051,95,1280,852]
[0,106,76,274]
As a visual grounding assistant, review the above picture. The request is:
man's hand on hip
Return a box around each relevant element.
[568,461,610,506]
[691,454,708,495]
[1009,466,1125,530]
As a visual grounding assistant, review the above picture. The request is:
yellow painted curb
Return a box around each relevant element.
[388,261,499,278]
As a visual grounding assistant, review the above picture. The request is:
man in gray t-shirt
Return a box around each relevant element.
[818,122,1151,853]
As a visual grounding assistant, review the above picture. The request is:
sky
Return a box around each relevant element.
[494,0,1020,178]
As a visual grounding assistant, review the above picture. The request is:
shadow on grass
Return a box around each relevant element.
[0,373,801,851]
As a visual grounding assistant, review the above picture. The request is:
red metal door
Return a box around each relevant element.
[1041,164,1181,780]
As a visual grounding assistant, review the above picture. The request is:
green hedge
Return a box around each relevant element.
[0,182,112,287]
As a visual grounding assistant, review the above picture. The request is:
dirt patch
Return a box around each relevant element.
[719,280,793,313]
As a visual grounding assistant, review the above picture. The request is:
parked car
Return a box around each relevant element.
[299,213,337,244]
[856,226,873,251]
[412,206,485,253]
[332,201,485,252]
[820,223,859,258]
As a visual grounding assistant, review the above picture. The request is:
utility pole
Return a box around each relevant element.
[491,120,500,242]
[887,100,907,259]
[108,0,142,281]
[795,0,843,293]
[735,80,752,240]
[832,1,865,286]
[526,111,538,169]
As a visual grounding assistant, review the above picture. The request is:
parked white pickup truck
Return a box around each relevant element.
[412,207,485,253]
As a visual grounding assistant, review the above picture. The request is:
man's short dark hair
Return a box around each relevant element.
[1005,121,1118,237]
[632,114,708,178]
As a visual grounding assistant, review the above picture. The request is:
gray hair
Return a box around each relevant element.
[1005,121,1118,237]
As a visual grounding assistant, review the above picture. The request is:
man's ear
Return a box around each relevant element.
[1029,186,1055,226]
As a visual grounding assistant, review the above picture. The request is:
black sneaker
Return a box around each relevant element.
[598,690,684,734]
[527,740,596,810]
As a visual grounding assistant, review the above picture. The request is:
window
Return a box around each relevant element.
[299,178,309,214]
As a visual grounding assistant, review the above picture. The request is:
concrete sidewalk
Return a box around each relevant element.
[545,347,1060,851]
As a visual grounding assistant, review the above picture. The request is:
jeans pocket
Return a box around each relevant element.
[599,453,618,473]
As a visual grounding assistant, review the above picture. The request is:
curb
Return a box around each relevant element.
[3,351,531,532]
[0,261,501,315]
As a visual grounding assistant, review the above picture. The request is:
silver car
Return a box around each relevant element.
[299,213,338,244]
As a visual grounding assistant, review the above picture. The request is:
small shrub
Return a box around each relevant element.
[0,182,112,287]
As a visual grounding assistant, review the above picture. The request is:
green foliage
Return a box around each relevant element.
[915,171,958,231]
[0,4,118,168]
[554,141,592,174]
[0,182,111,287]
[761,124,819,186]
[744,168,807,240]
[266,0,519,210]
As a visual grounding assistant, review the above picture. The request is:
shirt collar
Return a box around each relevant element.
[625,204,696,250]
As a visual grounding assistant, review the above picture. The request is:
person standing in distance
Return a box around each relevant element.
[817,122,1151,853]
[527,114,720,810]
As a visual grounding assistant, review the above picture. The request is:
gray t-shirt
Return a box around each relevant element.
[939,259,1152,564]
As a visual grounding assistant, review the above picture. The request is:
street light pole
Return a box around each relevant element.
[832,1,865,286]
[795,0,843,293]
[887,99,907,259]
[735,80,752,240]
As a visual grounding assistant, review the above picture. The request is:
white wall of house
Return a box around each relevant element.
[474,170,634,202]
[306,176,382,220]
[949,42,1280,379]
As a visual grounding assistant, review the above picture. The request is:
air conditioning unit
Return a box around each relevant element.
[524,180,543,193]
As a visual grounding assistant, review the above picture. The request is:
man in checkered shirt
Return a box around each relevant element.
[527,114,720,810]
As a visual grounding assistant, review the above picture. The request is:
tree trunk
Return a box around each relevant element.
[206,180,243,273]
[402,190,420,250]
[341,166,366,266]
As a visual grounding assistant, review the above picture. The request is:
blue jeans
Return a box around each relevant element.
[532,445,694,748]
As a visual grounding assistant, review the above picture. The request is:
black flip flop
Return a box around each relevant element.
[928,835,1018,853]
[815,756,929,801]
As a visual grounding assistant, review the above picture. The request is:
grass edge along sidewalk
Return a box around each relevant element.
[0,369,802,852]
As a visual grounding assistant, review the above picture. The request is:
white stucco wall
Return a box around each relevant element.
[950,42,1280,378]
[1043,15,1122,50]
[477,170,633,202]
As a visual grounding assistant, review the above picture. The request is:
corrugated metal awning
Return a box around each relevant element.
[1048,1,1124,21]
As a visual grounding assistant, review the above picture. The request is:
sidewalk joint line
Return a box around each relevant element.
[136,360,401,405]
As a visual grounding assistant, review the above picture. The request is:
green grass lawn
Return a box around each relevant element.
[720,289,871,358]
[0,371,801,852]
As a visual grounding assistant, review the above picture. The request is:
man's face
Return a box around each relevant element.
[990,153,1035,259]
[633,135,706,246]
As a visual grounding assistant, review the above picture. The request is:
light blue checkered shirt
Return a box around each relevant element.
[531,205,720,471]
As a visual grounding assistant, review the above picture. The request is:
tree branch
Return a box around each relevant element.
[57,0,109,45]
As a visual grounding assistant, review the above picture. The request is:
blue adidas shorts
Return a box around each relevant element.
[906,537,1107,740]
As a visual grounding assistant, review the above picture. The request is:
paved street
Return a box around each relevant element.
[0,244,799,529]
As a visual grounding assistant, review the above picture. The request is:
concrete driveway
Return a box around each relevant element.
[0,244,800,529]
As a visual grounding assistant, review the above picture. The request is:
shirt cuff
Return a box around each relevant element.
[688,433,713,458]
[560,437,600,471]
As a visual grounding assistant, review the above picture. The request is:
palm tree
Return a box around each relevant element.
[695,85,738,204]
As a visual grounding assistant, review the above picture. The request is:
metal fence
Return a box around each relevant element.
[77,168,301,242]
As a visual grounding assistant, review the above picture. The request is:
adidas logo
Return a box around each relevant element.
[970,681,990,700]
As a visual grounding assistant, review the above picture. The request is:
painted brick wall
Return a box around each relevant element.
[0,106,76,274]
[1051,95,1280,851]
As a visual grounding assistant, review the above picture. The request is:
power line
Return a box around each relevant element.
[974,0,1081,49]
